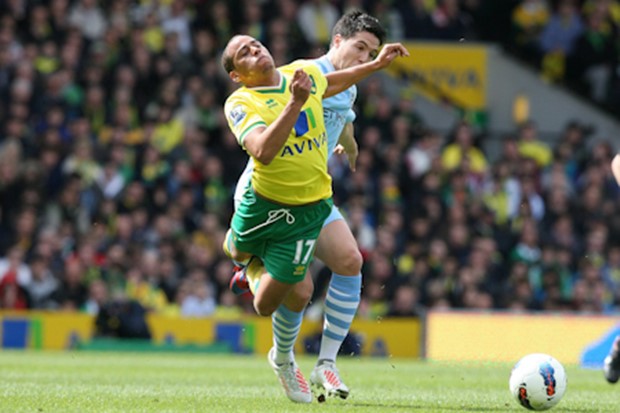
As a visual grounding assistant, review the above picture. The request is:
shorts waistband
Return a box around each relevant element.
[253,188,324,208]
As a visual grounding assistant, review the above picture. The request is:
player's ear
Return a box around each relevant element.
[332,34,342,48]
[229,71,241,84]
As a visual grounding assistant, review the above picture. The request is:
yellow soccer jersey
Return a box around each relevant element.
[224,61,332,205]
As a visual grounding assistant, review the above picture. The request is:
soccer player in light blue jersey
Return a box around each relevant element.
[228,11,387,401]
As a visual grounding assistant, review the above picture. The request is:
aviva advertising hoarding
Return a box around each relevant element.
[387,42,487,110]
[0,312,422,358]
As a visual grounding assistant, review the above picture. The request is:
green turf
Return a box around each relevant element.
[0,351,616,413]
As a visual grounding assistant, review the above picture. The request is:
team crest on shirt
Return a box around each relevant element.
[228,104,247,126]
[309,75,317,94]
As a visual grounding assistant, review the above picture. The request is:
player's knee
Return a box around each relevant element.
[229,246,252,263]
[292,283,314,307]
[337,247,363,276]
[230,249,245,262]
[254,299,277,317]
[222,232,249,262]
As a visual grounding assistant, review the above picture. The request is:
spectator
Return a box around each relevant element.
[0,246,32,292]
[567,8,617,103]
[68,0,107,41]
[161,0,193,54]
[398,0,434,39]
[511,0,550,63]
[404,130,442,180]
[516,121,552,168]
[441,121,487,176]
[387,284,423,317]
[53,256,88,310]
[539,0,584,82]
[297,0,339,47]
[125,264,168,314]
[427,0,470,41]
[84,278,108,315]
[181,279,216,317]
[23,254,59,309]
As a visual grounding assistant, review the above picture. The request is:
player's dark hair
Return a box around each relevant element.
[331,10,387,46]
[222,52,235,73]
[221,35,242,73]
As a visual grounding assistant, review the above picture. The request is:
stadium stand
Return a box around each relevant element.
[0,0,620,332]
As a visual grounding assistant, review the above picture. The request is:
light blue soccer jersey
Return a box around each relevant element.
[234,55,358,206]
[313,55,357,159]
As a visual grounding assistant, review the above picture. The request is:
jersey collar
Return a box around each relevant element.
[250,70,287,94]
[315,55,335,73]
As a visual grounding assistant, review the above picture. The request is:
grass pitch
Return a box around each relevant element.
[0,351,616,412]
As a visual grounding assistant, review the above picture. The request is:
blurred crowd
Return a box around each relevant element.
[0,0,619,329]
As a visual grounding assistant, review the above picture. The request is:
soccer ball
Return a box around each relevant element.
[509,353,567,411]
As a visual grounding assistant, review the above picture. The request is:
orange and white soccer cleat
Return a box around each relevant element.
[267,347,312,403]
[310,360,350,401]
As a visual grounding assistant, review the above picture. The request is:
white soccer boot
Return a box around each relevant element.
[310,360,350,401]
[267,347,312,403]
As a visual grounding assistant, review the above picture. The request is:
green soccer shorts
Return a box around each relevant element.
[231,189,333,284]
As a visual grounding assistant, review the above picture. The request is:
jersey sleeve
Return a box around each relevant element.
[304,63,328,98]
[224,94,266,147]
[285,60,328,98]
[346,86,357,123]
[345,108,356,123]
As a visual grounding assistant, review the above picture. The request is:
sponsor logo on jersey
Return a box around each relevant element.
[293,108,318,137]
[280,132,327,157]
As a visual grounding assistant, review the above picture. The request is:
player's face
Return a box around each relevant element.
[333,31,381,69]
[227,35,275,82]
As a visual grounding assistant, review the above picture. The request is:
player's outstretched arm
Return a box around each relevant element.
[323,43,409,98]
[244,69,311,165]
[612,154,620,186]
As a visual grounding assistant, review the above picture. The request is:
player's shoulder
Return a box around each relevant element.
[311,55,334,75]
[225,87,254,107]
[281,59,310,69]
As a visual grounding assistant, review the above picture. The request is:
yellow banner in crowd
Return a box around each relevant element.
[387,42,487,110]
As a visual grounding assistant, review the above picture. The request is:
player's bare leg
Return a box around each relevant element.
[310,218,363,401]
[249,266,313,403]
[222,229,252,265]
[223,229,255,295]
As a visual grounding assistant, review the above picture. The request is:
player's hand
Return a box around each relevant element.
[334,144,345,156]
[374,43,409,69]
[333,143,358,172]
[289,68,311,105]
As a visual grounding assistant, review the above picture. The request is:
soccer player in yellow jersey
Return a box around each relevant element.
[230,11,389,401]
[221,34,407,403]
